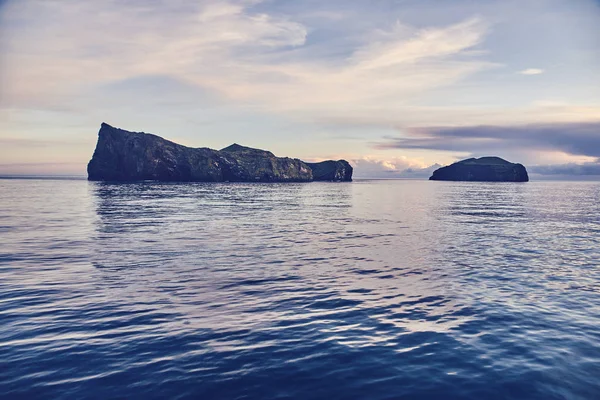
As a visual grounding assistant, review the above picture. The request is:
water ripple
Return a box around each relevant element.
[1,179,599,399]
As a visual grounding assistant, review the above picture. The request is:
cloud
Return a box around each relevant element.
[375,122,600,159]
[1,1,307,106]
[350,157,440,179]
[195,17,493,113]
[350,18,485,70]
[529,160,600,176]
[0,0,492,117]
[393,164,442,179]
[518,68,544,75]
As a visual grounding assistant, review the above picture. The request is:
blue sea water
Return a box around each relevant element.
[1,178,599,400]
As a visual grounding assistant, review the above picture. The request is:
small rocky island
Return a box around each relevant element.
[429,157,529,182]
[87,123,352,182]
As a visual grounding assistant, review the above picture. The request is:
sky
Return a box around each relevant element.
[0,0,599,178]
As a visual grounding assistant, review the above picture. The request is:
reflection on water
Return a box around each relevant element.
[1,179,599,399]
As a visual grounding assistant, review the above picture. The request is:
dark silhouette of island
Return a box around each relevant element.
[87,123,352,182]
[429,157,529,182]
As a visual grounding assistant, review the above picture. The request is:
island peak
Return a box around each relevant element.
[220,143,250,152]
[220,143,275,158]
[459,156,512,165]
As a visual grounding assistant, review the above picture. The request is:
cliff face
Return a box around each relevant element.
[87,123,224,181]
[87,123,352,182]
[429,157,529,182]
[307,160,353,182]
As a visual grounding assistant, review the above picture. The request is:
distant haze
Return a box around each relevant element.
[1,0,599,178]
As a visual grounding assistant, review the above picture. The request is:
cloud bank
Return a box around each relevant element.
[529,160,600,176]
[350,158,441,179]
[376,122,600,159]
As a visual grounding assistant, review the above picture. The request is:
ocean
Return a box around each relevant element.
[1,178,599,399]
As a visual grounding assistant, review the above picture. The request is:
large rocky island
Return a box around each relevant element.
[429,157,529,182]
[87,123,352,182]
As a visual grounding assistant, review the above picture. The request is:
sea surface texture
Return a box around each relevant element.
[1,179,599,400]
